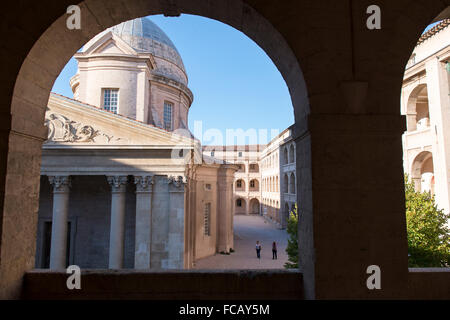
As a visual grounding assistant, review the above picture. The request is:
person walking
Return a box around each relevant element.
[256,241,262,259]
[272,241,277,260]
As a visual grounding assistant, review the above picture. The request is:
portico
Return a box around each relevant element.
[37,92,236,270]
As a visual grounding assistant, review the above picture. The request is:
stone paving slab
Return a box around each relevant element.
[194,215,289,269]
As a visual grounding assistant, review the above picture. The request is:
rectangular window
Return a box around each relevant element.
[164,101,173,130]
[103,89,119,114]
[205,183,212,191]
[210,151,215,157]
[238,152,242,157]
[204,203,211,236]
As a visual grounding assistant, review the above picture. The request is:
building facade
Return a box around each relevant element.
[202,126,297,229]
[401,19,450,214]
[203,145,264,217]
[36,18,237,271]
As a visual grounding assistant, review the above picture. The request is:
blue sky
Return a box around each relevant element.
[51,14,295,145]
[51,15,439,145]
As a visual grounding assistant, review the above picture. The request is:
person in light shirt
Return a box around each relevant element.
[255,241,262,259]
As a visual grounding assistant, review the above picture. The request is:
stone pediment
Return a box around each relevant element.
[45,93,197,148]
[82,31,138,56]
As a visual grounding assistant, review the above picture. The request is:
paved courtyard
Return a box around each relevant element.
[193,215,289,269]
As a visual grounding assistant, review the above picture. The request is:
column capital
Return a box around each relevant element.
[107,175,128,192]
[48,175,71,193]
[134,175,154,193]
[167,175,187,191]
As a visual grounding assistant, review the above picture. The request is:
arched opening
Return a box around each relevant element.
[249,179,259,191]
[7,0,450,301]
[235,198,247,215]
[401,16,450,214]
[401,13,450,273]
[283,147,289,165]
[289,173,296,194]
[289,144,295,163]
[411,151,435,194]
[235,179,245,191]
[283,174,289,194]
[405,84,430,132]
[249,198,260,215]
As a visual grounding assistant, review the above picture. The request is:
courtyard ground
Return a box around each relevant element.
[193,214,289,269]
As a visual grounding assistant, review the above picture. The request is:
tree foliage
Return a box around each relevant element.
[405,175,450,267]
[284,203,299,269]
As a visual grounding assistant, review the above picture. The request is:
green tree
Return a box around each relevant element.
[284,203,298,269]
[405,175,450,267]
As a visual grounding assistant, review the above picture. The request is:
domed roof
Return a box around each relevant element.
[110,18,186,74]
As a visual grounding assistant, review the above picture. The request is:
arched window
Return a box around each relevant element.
[236,179,245,190]
[283,174,289,193]
[289,172,296,194]
[250,179,259,191]
[284,147,289,164]
[289,144,295,163]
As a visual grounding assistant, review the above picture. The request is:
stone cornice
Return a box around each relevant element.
[150,74,194,106]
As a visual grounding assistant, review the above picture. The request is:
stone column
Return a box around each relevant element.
[167,175,186,269]
[217,166,236,253]
[134,175,154,269]
[107,175,128,269]
[48,175,71,270]
[303,114,409,299]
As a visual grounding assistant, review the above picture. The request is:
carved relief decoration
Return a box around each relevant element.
[134,175,154,192]
[45,113,125,144]
[167,175,187,188]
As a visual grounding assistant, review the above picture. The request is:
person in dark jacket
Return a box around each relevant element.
[272,241,277,260]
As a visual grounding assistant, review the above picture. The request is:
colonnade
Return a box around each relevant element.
[47,174,185,270]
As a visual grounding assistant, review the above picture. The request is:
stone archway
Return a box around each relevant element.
[249,198,260,215]
[411,151,434,193]
[1,0,449,300]
[406,84,430,132]
[235,198,247,215]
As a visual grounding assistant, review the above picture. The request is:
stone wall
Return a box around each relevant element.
[1,0,450,300]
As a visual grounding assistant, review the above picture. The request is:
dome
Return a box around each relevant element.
[85,17,187,85]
